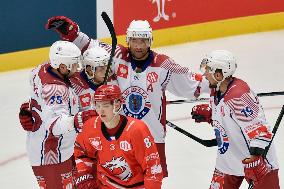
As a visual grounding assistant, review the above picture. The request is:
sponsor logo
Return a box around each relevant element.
[212,120,229,154]
[117,64,128,78]
[147,72,158,84]
[79,93,91,108]
[120,140,132,151]
[89,137,102,150]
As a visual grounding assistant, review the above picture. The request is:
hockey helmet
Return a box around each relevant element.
[49,40,81,70]
[94,85,122,102]
[200,50,237,78]
[126,20,153,45]
[82,46,110,70]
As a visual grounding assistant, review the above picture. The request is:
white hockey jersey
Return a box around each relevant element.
[210,78,278,176]
[74,32,208,143]
[27,63,78,166]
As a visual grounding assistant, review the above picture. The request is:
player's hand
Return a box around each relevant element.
[74,110,98,131]
[45,16,79,41]
[75,171,98,189]
[242,156,270,186]
[191,104,212,123]
[19,102,34,131]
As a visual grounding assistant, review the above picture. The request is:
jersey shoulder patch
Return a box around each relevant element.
[224,78,250,102]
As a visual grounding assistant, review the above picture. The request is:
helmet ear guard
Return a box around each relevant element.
[49,40,82,70]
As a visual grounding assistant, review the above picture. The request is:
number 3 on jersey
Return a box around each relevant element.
[144,137,152,148]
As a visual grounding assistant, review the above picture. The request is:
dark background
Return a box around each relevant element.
[0,0,97,53]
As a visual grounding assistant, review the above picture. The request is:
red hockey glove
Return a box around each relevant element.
[74,110,98,131]
[191,104,212,123]
[75,171,98,189]
[242,156,270,186]
[19,102,34,131]
[45,16,79,41]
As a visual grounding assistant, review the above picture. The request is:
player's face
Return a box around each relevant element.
[203,66,218,88]
[94,66,107,82]
[129,38,150,60]
[95,101,115,122]
[59,63,78,77]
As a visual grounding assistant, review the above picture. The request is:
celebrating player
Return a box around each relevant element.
[191,50,279,189]
[46,16,209,177]
[18,41,83,188]
[74,84,163,188]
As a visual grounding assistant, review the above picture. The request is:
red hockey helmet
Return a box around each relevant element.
[94,85,122,102]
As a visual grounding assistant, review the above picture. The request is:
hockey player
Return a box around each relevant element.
[74,84,163,189]
[46,16,209,177]
[18,41,100,188]
[191,50,279,189]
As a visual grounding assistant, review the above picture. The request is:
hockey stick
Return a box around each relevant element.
[166,120,217,147]
[167,91,284,105]
[248,105,284,189]
[101,12,117,84]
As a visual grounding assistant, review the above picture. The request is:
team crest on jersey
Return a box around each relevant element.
[89,137,102,150]
[102,156,133,181]
[212,120,229,154]
[122,86,151,119]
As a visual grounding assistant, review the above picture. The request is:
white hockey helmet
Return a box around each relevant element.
[82,46,110,69]
[49,40,81,70]
[201,50,237,78]
[126,20,153,45]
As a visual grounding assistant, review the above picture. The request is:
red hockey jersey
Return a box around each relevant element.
[74,115,163,189]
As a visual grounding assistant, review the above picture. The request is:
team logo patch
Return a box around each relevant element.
[89,137,102,150]
[122,86,151,119]
[79,93,91,108]
[117,64,128,78]
[212,120,229,154]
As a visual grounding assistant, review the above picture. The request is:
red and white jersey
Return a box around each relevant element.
[70,71,117,111]
[27,63,78,166]
[73,32,208,143]
[74,115,163,189]
[210,78,278,176]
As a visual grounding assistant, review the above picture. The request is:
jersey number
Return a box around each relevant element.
[144,137,152,148]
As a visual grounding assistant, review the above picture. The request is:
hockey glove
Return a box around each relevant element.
[19,102,34,131]
[242,156,270,186]
[191,104,212,123]
[45,16,79,41]
[74,110,98,132]
[75,171,98,189]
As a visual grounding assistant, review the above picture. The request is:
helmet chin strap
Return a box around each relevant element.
[211,72,225,91]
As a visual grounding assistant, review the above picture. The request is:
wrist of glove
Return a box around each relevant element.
[74,110,98,131]
[191,104,212,123]
[75,172,98,189]
[19,102,34,131]
[242,156,270,186]
[45,16,79,41]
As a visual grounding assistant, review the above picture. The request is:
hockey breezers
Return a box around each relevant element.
[167,91,284,105]
[166,120,217,147]
[248,105,284,189]
[101,11,117,84]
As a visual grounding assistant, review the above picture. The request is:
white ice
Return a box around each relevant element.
[0,30,283,189]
